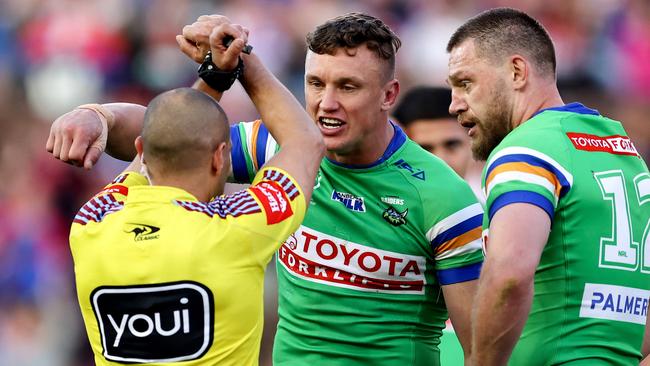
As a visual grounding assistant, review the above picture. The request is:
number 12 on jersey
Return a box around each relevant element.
[595,171,650,272]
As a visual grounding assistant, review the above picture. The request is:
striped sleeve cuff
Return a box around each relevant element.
[436,262,483,285]
[488,190,554,223]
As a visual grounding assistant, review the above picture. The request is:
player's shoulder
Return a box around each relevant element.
[399,139,473,187]
[396,139,462,179]
[488,114,574,172]
[392,140,479,213]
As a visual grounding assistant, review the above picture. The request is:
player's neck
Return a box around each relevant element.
[149,173,215,202]
[514,85,564,128]
[326,121,394,166]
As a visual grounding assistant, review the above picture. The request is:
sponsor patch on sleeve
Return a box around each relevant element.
[250,181,293,225]
[567,133,638,156]
[98,184,129,197]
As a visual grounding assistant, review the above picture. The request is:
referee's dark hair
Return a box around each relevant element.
[447,7,556,79]
[392,86,453,128]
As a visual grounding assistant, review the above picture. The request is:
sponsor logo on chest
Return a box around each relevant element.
[381,196,404,206]
[579,283,649,325]
[393,158,426,180]
[330,190,366,212]
[279,226,426,294]
[382,207,408,226]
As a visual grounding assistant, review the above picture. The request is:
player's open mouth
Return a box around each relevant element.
[319,117,346,130]
[459,120,477,137]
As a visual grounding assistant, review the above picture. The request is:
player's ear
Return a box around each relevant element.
[510,55,528,90]
[381,79,400,112]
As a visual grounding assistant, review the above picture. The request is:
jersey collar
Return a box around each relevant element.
[127,185,199,204]
[325,122,407,170]
[533,102,600,118]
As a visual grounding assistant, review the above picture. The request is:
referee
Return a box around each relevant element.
[63,27,323,365]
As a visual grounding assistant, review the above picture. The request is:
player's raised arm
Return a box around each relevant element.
[177,14,240,102]
[46,15,239,170]
[206,22,324,202]
[46,103,145,169]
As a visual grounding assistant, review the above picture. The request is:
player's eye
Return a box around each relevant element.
[443,139,463,151]
[420,144,435,153]
[307,79,324,88]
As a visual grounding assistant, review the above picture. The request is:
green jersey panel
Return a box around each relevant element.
[231,122,484,366]
[482,103,650,365]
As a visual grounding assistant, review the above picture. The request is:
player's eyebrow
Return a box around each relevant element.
[334,77,363,86]
[447,71,465,84]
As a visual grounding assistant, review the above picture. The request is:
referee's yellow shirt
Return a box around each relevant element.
[70,167,305,366]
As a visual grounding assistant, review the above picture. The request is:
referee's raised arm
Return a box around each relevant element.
[205,23,325,202]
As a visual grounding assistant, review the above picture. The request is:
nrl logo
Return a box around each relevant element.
[284,233,298,250]
[124,223,160,242]
[382,207,408,226]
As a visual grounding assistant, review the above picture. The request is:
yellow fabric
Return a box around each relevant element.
[70,167,305,366]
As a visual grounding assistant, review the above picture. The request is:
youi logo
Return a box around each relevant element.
[91,281,214,363]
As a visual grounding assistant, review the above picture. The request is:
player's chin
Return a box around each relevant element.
[322,135,349,152]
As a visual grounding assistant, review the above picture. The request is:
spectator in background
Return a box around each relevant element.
[393,86,483,202]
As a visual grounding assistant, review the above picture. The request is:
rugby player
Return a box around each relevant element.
[446,7,650,365]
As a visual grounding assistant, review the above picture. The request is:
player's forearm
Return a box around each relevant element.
[471,262,533,366]
[192,78,224,101]
[103,103,146,161]
[442,279,479,362]
[239,53,320,149]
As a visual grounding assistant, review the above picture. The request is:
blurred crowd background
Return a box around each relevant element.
[0,0,648,365]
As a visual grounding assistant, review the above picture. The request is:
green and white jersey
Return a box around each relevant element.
[482,103,650,365]
[230,121,483,366]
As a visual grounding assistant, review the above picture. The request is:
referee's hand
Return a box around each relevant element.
[46,107,107,170]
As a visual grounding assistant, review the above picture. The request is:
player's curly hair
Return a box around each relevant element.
[307,12,401,80]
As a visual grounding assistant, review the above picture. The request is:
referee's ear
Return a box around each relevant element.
[211,141,229,178]
[135,136,144,158]
[122,135,145,174]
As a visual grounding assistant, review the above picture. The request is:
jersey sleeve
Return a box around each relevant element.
[207,166,306,262]
[72,172,148,226]
[424,171,484,285]
[483,145,573,225]
[229,120,279,184]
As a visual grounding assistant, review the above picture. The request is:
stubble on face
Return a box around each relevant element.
[469,78,513,161]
